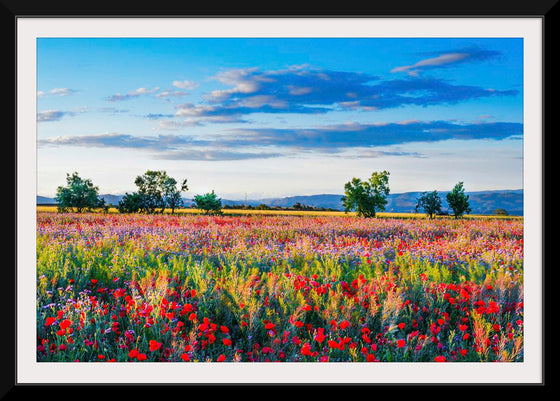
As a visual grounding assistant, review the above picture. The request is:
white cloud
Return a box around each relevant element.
[50,87,80,96]
[391,53,469,75]
[172,80,198,90]
[106,86,160,101]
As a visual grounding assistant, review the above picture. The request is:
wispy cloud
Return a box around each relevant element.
[37,106,87,122]
[154,149,283,161]
[172,80,198,90]
[37,132,279,161]
[391,47,501,76]
[38,132,208,149]
[222,120,523,150]
[98,107,130,114]
[37,88,80,97]
[106,87,160,101]
[155,89,191,100]
[38,119,522,160]
[50,87,80,96]
[37,110,67,122]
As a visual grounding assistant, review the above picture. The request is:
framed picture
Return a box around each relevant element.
[9,2,552,390]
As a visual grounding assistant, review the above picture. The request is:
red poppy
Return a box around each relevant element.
[129,349,139,359]
[181,353,190,362]
[301,343,313,356]
[398,323,405,330]
[217,354,226,362]
[149,340,162,352]
[339,320,350,330]
[223,338,232,346]
[434,356,446,362]
[59,319,72,330]
[366,354,376,362]
[137,353,147,361]
[396,339,406,348]
[265,322,276,330]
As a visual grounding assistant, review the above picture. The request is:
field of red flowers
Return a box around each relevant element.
[36,212,523,362]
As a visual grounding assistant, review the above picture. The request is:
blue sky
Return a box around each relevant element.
[37,37,523,199]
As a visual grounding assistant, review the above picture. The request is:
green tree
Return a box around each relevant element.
[117,192,144,213]
[128,170,188,214]
[55,172,105,213]
[341,170,390,218]
[415,190,442,219]
[163,177,189,214]
[446,181,471,218]
[494,208,509,216]
[134,170,167,213]
[193,190,223,215]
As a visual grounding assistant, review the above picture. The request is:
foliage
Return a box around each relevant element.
[341,170,390,218]
[415,190,442,219]
[494,208,509,216]
[163,177,189,214]
[193,190,223,215]
[117,192,144,214]
[55,172,106,213]
[119,170,187,214]
[446,182,471,218]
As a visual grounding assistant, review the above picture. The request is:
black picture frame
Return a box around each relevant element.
[5,0,555,395]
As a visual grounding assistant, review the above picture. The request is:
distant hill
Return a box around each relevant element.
[37,189,523,215]
[248,190,523,215]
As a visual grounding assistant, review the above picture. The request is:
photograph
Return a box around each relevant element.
[13,16,545,385]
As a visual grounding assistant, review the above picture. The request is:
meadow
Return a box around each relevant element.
[36,210,524,362]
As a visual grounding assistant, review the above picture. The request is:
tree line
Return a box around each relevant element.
[341,170,472,219]
[54,169,473,218]
[55,170,223,215]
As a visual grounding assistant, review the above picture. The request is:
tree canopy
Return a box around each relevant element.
[193,190,223,215]
[341,170,390,218]
[415,190,442,219]
[55,172,106,213]
[446,181,471,218]
[119,170,188,214]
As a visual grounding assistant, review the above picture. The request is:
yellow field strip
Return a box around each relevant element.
[36,205,522,219]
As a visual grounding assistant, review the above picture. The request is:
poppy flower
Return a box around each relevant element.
[149,340,162,352]
[398,323,405,330]
[434,356,446,362]
[181,353,190,362]
[45,317,56,326]
[59,319,72,330]
[339,320,350,330]
[396,339,406,348]
[217,354,226,362]
[223,338,232,346]
[137,353,147,361]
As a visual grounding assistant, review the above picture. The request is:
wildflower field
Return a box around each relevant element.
[36,211,524,363]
